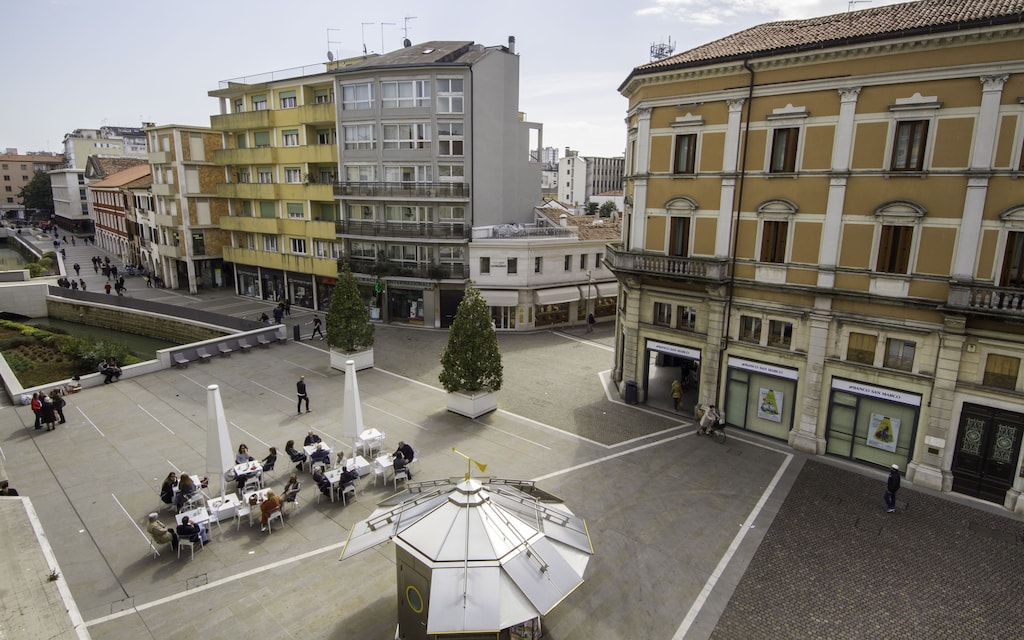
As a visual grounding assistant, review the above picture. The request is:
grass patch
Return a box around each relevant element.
[0,320,141,388]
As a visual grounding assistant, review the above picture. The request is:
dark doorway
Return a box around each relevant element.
[951,404,1023,504]
[439,290,463,328]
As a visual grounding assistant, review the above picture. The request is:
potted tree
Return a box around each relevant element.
[439,286,503,418]
[327,262,376,371]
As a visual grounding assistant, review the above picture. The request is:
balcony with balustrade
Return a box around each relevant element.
[334,182,470,200]
[947,281,1024,322]
[345,258,470,281]
[335,219,470,240]
[604,243,729,283]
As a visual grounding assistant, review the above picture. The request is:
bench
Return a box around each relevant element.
[217,343,233,357]
[237,338,253,352]
[196,347,212,362]
[256,335,271,347]
[173,353,191,368]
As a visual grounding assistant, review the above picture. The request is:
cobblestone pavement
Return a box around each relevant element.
[711,460,1024,640]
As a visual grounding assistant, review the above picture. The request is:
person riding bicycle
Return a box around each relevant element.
[698,404,721,435]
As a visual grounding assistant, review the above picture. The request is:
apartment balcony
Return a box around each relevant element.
[210,110,272,131]
[335,182,471,200]
[295,102,336,125]
[219,216,336,238]
[276,144,337,164]
[151,183,175,197]
[947,282,1024,320]
[216,183,277,199]
[336,220,470,240]
[220,216,278,234]
[224,247,337,276]
[277,183,334,201]
[156,243,183,259]
[214,147,274,166]
[153,213,179,228]
[346,258,470,281]
[148,150,172,164]
[604,243,729,282]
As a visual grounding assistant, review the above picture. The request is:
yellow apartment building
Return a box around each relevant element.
[612,0,1024,511]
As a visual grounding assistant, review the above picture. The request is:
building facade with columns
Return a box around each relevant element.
[611,0,1024,512]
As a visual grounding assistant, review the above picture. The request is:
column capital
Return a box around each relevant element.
[726,98,745,112]
[980,74,1009,92]
[636,107,652,120]
[837,86,862,102]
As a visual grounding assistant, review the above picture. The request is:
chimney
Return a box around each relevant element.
[508,36,516,54]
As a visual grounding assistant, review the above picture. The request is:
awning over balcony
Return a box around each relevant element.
[534,286,581,305]
[479,290,519,307]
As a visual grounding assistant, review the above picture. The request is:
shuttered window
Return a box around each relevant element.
[875,225,912,274]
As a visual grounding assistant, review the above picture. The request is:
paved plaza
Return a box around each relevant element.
[1,230,1022,639]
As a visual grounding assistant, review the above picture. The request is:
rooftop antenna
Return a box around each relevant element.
[402,15,417,47]
[650,36,675,62]
[380,22,396,54]
[361,22,374,55]
[848,0,871,10]
[326,28,342,61]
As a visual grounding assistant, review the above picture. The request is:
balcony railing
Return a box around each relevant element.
[604,243,729,282]
[334,182,470,199]
[336,219,470,239]
[345,258,470,280]
[948,282,1024,316]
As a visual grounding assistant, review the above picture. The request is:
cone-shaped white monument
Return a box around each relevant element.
[206,384,235,501]
[342,359,365,459]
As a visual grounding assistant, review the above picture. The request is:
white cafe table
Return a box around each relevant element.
[231,460,262,478]
[346,455,372,477]
[172,474,204,499]
[205,494,241,524]
[240,488,272,527]
[357,429,384,457]
[372,454,395,486]
[176,506,210,527]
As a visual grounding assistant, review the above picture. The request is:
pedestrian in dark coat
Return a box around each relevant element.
[884,464,901,513]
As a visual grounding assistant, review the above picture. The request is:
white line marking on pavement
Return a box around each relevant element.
[251,380,292,402]
[181,373,206,388]
[284,359,328,377]
[84,541,347,628]
[166,460,181,473]
[478,421,552,450]
[230,421,270,448]
[365,404,429,431]
[111,493,159,556]
[138,405,175,435]
[0,444,6,461]
[552,330,615,351]
[494,409,611,449]
[24,498,91,640]
[77,407,104,437]
[671,453,794,640]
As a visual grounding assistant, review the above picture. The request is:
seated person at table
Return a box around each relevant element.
[147,513,178,550]
[312,467,332,496]
[394,441,415,463]
[174,474,197,511]
[393,451,413,480]
[282,474,300,500]
[262,447,277,473]
[303,430,322,447]
[310,443,330,467]
[339,465,359,486]
[260,490,282,531]
[0,480,19,496]
[159,472,177,506]
[286,440,307,471]
[176,515,209,544]
[235,444,254,465]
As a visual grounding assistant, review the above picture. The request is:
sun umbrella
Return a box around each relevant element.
[341,359,365,462]
[206,384,235,501]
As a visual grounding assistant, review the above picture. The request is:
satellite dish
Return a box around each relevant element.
[327,51,334,61]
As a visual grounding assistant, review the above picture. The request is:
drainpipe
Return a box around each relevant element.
[716,59,755,405]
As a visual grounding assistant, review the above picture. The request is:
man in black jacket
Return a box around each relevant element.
[884,464,901,513]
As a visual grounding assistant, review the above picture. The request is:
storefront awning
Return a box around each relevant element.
[534,286,581,305]
[580,281,619,299]
[480,289,519,307]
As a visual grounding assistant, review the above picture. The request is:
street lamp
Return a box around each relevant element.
[587,269,593,314]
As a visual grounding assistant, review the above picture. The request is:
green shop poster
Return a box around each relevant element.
[757,388,783,423]
[867,413,900,453]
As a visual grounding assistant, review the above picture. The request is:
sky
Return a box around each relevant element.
[3,0,912,159]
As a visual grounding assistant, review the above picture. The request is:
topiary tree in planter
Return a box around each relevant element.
[327,262,375,371]
[440,286,502,417]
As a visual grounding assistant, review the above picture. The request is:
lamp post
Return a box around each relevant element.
[587,269,593,316]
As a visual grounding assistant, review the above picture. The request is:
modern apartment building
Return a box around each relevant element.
[0,150,64,216]
[208,38,542,325]
[613,0,1024,511]
[557,148,625,207]
[146,125,231,293]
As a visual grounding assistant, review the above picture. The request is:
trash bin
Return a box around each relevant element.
[292,324,301,342]
[624,380,638,405]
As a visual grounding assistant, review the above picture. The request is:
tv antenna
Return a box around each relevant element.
[381,22,396,54]
[848,0,871,10]
[650,36,675,61]
[361,22,374,55]
[402,15,417,47]
[326,28,341,61]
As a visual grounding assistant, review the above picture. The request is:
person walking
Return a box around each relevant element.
[30,391,42,429]
[79,279,86,292]
[296,376,310,414]
[671,379,683,411]
[73,262,80,276]
[587,312,596,333]
[50,389,66,424]
[308,315,324,340]
[884,464,901,513]
[273,303,284,325]
[104,282,112,295]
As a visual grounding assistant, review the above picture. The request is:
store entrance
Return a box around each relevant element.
[642,345,700,415]
[951,404,1023,504]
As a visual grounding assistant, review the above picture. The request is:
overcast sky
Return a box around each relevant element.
[3,0,912,158]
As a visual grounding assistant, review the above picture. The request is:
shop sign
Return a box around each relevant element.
[832,378,921,406]
[728,356,799,380]
[647,340,700,360]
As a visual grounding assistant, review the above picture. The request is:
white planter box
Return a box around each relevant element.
[329,348,374,372]
[446,390,498,419]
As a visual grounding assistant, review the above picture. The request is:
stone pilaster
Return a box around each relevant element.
[789,304,830,454]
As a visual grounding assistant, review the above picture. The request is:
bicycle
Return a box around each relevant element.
[697,417,727,444]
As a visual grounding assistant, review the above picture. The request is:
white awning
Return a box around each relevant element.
[479,289,519,307]
[582,281,619,299]
[534,287,581,305]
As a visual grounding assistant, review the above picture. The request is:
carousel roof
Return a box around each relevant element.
[340,477,593,634]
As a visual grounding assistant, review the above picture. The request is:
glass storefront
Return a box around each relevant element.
[492,306,516,329]
[390,288,425,325]
[261,269,284,302]
[825,378,920,469]
[287,272,315,309]
[536,303,569,327]
[237,267,260,299]
[723,356,798,440]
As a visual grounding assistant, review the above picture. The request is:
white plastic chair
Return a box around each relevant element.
[393,468,409,492]
[178,536,203,560]
[264,508,283,534]
[340,482,356,505]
